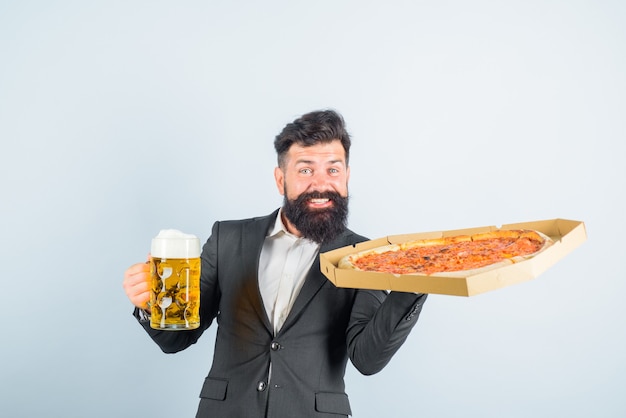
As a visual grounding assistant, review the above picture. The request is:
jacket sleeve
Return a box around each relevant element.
[133,221,222,353]
[346,290,427,375]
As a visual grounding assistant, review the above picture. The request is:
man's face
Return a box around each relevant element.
[274,140,350,243]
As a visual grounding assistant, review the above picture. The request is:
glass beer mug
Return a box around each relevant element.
[149,230,201,330]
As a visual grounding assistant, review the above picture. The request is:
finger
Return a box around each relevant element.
[134,290,151,309]
[123,266,150,296]
[123,275,147,295]
[125,262,150,278]
[126,275,150,292]
[123,260,153,309]
[124,273,150,295]
[125,281,151,308]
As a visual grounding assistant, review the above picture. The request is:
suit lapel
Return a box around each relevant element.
[284,257,326,325]
[242,210,278,335]
[280,231,354,332]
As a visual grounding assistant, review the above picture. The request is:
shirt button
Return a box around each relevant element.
[271,341,281,351]
[257,381,267,392]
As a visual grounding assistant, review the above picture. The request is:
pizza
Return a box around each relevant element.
[338,229,553,277]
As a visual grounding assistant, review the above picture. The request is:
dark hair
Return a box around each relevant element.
[274,109,351,168]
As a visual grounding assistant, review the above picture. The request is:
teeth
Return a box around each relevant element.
[310,198,329,203]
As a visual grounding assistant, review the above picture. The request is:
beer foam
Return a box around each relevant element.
[151,229,201,259]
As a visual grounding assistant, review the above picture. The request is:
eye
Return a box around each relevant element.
[329,167,340,174]
[299,168,312,175]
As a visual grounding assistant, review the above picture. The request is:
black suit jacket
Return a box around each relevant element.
[136,210,427,417]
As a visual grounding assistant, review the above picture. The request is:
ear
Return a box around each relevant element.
[274,166,285,195]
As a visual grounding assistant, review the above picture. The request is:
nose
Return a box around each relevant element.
[309,171,332,191]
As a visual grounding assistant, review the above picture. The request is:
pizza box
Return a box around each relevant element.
[320,218,586,297]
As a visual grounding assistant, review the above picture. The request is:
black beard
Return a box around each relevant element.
[282,189,349,244]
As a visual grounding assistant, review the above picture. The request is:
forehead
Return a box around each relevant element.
[286,140,346,164]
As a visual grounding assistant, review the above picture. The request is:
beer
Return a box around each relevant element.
[150,230,201,330]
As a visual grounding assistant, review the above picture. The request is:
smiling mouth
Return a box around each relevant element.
[308,197,332,208]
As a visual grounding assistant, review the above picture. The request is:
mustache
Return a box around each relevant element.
[291,190,343,204]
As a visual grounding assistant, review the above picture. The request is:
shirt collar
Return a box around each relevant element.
[267,208,293,238]
[269,208,319,247]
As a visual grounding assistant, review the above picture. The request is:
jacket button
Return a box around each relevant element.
[271,341,281,351]
[257,381,267,392]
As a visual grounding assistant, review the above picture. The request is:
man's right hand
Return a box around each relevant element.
[123,259,151,309]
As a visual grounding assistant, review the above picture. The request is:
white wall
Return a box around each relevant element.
[1,1,624,417]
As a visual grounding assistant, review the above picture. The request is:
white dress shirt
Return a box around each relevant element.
[258,209,320,335]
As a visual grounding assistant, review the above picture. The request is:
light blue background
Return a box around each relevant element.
[1,1,624,417]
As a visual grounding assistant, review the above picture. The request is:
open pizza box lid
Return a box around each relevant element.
[320,218,587,297]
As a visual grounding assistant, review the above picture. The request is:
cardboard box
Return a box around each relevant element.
[320,219,587,297]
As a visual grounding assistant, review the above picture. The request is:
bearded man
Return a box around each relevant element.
[123,109,428,418]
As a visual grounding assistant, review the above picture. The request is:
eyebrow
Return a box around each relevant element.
[294,158,345,165]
